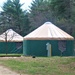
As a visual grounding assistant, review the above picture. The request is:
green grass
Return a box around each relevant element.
[0,54,22,57]
[0,56,75,75]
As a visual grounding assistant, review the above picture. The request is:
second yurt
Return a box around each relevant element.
[23,22,74,56]
[0,29,23,54]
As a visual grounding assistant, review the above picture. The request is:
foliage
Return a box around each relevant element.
[0,0,31,36]
[50,0,71,19]
[29,0,52,28]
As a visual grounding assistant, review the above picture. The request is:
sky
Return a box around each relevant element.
[0,0,33,11]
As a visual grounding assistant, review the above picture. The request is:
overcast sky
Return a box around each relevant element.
[0,0,33,11]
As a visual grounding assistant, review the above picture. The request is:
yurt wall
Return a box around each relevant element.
[0,42,23,54]
[23,40,74,56]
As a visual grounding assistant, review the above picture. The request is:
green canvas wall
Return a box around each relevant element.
[0,42,23,54]
[23,40,74,56]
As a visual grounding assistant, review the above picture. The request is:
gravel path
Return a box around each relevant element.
[0,65,22,75]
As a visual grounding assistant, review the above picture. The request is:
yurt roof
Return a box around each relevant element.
[0,29,23,42]
[24,22,74,40]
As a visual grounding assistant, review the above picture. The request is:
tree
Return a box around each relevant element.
[50,0,71,19]
[0,0,31,36]
[2,0,23,30]
[29,0,52,28]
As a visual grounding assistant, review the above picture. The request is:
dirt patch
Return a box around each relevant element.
[0,57,28,75]
[0,65,19,75]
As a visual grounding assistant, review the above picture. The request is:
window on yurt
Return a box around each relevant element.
[16,42,22,50]
[58,40,66,53]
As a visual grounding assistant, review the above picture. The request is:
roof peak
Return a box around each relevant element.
[44,22,52,25]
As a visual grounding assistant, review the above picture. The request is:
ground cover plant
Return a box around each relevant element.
[0,56,75,75]
[0,54,22,57]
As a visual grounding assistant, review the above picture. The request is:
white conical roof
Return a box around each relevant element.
[24,22,74,40]
[0,29,23,42]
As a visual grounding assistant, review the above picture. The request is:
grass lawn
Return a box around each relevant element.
[0,54,22,57]
[0,56,75,75]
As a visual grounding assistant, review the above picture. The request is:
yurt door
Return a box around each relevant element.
[46,42,51,57]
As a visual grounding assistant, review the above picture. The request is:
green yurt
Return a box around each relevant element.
[0,29,23,54]
[23,22,74,56]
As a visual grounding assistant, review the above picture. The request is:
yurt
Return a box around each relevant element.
[23,22,74,56]
[0,29,23,54]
